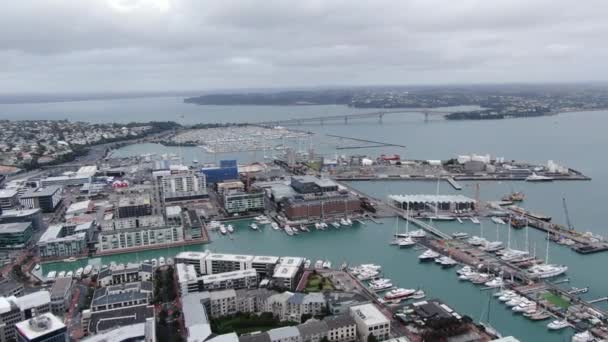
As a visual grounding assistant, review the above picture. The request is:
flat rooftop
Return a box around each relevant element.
[273,265,299,279]
[252,255,280,264]
[175,251,209,260]
[207,253,255,263]
[389,194,476,203]
[0,222,31,234]
[279,256,304,267]
[350,303,390,326]
[20,186,61,198]
[15,313,65,340]
[0,189,17,199]
[201,269,257,282]
[1,208,40,218]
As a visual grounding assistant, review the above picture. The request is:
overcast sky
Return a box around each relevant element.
[2,0,608,93]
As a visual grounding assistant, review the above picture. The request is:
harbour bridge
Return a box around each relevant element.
[256,108,455,126]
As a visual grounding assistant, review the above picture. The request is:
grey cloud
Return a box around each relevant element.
[1,0,608,92]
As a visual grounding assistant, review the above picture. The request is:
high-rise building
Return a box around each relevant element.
[153,166,207,202]
[0,291,51,342]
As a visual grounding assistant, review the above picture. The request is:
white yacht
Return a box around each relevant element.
[83,265,93,276]
[398,237,416,248]
[226,224,234,233]
[384,288,416,300]
[151,259,158,268]
[331,222,341,228]
[66,271,73,278]
[314,223,322,230]
[159,257,166,266]
[58,271,66,278]
[484,278,504,288]
[500,249,529,261]
[314,260,324,269]
[271,222,280,230]
[467,236,488,246]
[418,249,440,261]
[470,217,481,224]
[408,229,427,238]
[528,264,568,279]
[452,232,469,239]
[75,267,84,278]
[481,241,504,252]
[249,223,258,230]
[438,256,457,268]
[219,225,227,235]
[547,319,569,330]
[340,218,350,226]
[304,259,311,268]
[284,225,295,236]
[47,271,57,280]
[491,217,506,225]
[370,281,393,292]
[322,260,332,269]
[167,258,174,266]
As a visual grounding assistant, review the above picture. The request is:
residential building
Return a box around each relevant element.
[224,191,264,214]
[235,289,274,314]
[201,269,258,291]
[18,187,62,213]
[239,333,271,342]
[297,319,328,342]
[0,291,51,342]
[205,253,254,274]
[0,222,33,249]
[175,251,209,275]
[251,256,279,278]
[272,266,301,292]
[49,277,73,316]
[267,326,301,342]
[325,293,368,315]
[15,313,68,342]
[65,200,93,216]
[37,225,87,258]
[349,304,390,342]
[0,209,42,231]
[208,290,237,318]
[97,263,153,287]
[0,190,18,210]
[117,194,152,219]
[324,314,357,342]
[176,264,199,296]
[287,293,326,320]
[154,167,208,202]
[100,215,164,231]
[284,196,361,221]
[97,225,184,252]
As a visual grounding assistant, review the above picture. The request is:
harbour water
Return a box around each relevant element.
[12,97,608,341]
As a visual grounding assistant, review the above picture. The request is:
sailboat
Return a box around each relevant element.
[528,231,568,279]
[398,205,415,247]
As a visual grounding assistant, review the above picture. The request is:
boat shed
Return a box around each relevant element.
[389,194,476,211]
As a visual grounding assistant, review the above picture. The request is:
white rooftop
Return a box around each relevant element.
[81,322,145,342]
[15,313,65,340]
[176,264,198,283]
[206,332,239,342]
[66,200,91,214]
[207,253,255,263]
[0,189,17,198]
[279,256,304,267]
[176,251,209,260]
[201,269,257,282]
[252,255,280,264]
[389,194,476,204]
[15,291,51,311]
[166,205,182,217]
[350,303,390,326]
[273,265,299,279]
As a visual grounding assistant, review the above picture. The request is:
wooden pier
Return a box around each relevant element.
[446,177,462,190]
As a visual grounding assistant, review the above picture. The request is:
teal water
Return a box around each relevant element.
[15,98,608,341]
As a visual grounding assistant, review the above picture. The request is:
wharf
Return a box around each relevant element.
[505,207,608,254]
[446,177,462,190]
[332,173,591,182]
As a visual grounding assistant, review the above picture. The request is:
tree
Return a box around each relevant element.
[367,334,378,342]
[320,337,329,342]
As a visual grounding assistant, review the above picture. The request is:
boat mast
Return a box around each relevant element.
[525,222,529,253]
[545,231,550,264]
[405,202,410,234]
[507,220,512,249]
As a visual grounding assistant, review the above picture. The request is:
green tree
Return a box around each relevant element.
[367,334,378,342]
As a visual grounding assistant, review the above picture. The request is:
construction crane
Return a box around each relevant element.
[562,197,574,230]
